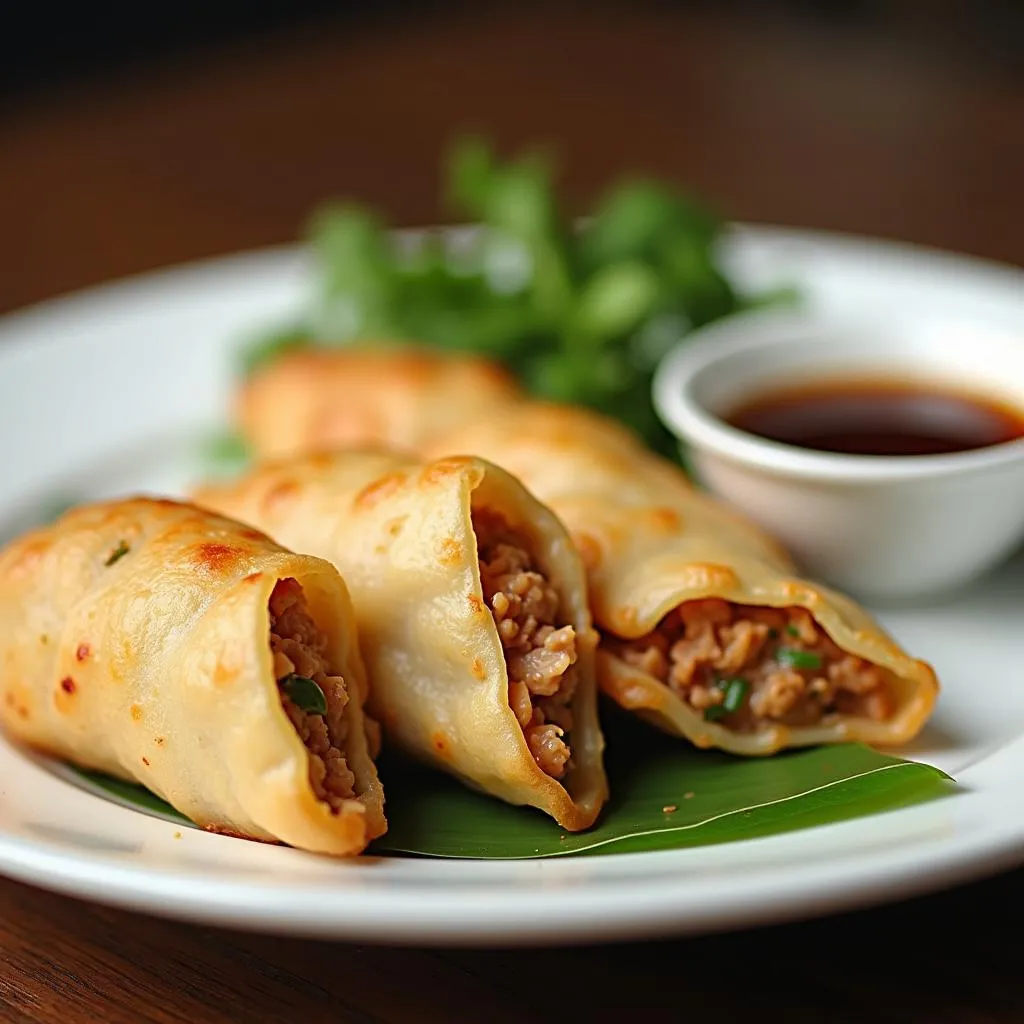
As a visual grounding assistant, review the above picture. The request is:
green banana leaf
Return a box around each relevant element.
[72,712,952,859]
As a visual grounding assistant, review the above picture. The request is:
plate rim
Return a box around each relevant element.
[1,223,1023,944]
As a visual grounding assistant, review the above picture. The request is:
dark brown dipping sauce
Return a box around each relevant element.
[727,378,1024,456]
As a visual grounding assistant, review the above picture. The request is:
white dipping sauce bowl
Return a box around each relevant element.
[652,309,1024,601]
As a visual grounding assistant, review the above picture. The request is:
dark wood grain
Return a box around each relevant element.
[1,866,1023,1024]
[1,2,1022,316]
[1,3,1023,1021]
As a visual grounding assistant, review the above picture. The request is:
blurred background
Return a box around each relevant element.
[1,0,1021,314]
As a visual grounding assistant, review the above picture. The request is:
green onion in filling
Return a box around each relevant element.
[704,677,750,721]
[776,647,823,671]
[721,677,750,713]
[280,674,328,715]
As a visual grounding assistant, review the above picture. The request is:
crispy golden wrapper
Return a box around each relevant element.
[237,347,521,460]
[0,498,385,854]
[196,451,608,830]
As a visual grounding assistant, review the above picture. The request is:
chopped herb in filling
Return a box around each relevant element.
[279,673,328,715]
[613,599,893,730]
[269,578,355,808]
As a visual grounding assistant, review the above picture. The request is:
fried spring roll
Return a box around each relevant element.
[234,349,939,755]
[195,451,607,830]
[0,498,386,854]
[236,347,522,460]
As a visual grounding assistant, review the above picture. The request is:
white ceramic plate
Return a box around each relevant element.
[1,226,1023,947]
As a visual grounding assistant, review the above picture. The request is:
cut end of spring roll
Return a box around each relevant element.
[236,346,523,461]
[0,498,386,856]
[195,450,608,831]
[600,593,939,756]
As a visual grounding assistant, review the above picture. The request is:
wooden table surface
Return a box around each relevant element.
[1,4,1022,1020]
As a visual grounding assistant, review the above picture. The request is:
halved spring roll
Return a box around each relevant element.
[194,451,608,830]
[0,498,386,854]
[234,349,939,755]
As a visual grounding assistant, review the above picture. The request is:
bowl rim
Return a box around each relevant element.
[652,308,1024,483]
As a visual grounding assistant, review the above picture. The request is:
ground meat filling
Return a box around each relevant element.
[615,598,894,731]
[474,510,578,780]
[269,578,356,809]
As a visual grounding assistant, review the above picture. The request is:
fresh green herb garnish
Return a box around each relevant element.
[703,704,729,722]
[786,625,801,638]
[240,138,797,460]
[279,674,328,715]
[104,541,130,567]
[776,647,823,671]
[768,627,780,639]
